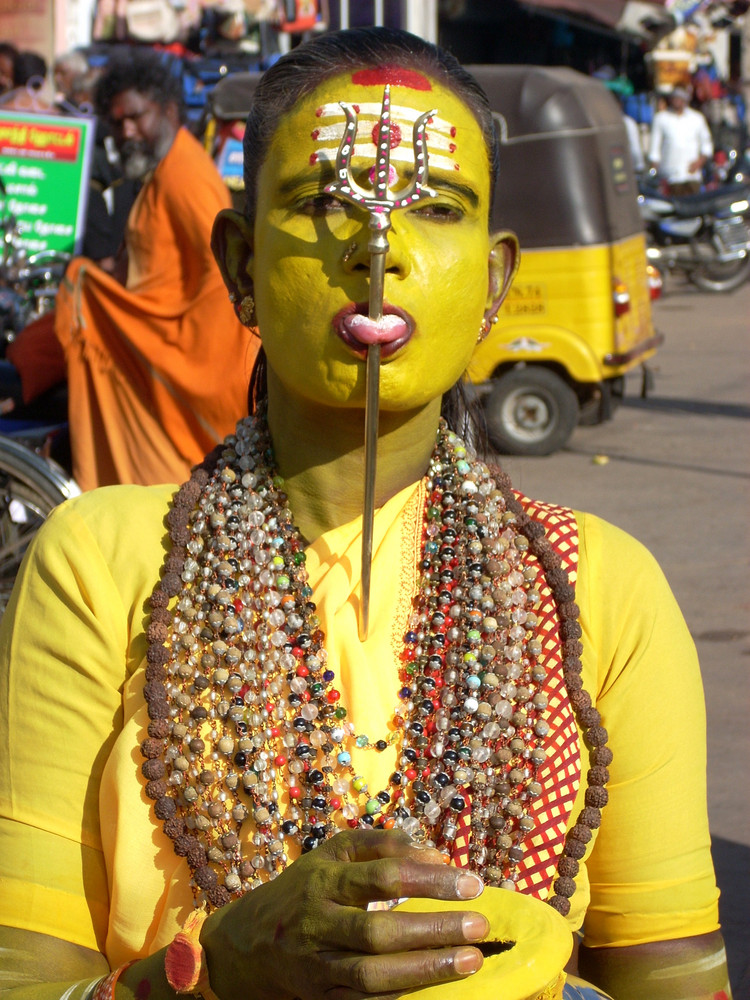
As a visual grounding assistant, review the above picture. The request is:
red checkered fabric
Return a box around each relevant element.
[449,497,581,899]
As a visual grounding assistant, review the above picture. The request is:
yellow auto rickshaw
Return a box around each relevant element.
[201,63,661,456]
[465,65,662,454]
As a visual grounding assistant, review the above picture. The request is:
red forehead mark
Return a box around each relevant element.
[311,128,320,140]
[353,104,360,113]
[351,66,432,91]
[309,152,318,164]
[315,106,323,117]
[450,126,456,137]
[370,121,402,149]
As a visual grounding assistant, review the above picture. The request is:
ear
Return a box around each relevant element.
[485,230,520,323]
[165,99,182,134]
[211,208,255,302]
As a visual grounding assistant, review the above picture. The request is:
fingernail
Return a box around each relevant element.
[462,914,489,941]
[456,873,483,899]
[453,947,482,975]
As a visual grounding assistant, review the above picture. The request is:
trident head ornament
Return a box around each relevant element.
[324,84,437,238]
[323,85,438,641]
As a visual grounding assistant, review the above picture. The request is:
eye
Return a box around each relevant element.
[411,202,463,222]
[297,193,347,216]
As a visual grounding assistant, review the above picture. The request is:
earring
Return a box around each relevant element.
[341,242,358,264]
[477,314,499,343]
[239,293,256,327]
[228,291,237,304]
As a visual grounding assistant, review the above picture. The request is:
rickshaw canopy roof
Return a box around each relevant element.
[467,64,642,247]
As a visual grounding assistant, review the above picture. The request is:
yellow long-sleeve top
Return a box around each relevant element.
[0,482,719,969]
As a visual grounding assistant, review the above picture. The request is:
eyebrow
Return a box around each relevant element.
[277,164,336,199]
[430,176,480,208]
[276,167,480,209]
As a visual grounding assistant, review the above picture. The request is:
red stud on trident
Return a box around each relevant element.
[324,85,437,641]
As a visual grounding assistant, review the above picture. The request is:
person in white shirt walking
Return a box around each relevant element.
[649,86,713,195]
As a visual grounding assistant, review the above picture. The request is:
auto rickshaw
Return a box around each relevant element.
[466,65,662,454]
[201,64,661,455]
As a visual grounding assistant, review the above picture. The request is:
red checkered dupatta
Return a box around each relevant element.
[449,495,581,899]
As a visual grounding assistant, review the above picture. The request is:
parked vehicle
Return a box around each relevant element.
[707,143,750,188]
[0,426,80,616]
[0,178,70,354]
[639,180,750,293]
[464,66,661,455]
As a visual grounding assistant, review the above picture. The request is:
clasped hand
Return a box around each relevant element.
[201,829,488,1000]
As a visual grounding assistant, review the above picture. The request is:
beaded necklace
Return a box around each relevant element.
[143,414,611,917]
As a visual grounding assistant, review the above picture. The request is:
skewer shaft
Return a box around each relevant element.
[358,246,386,641]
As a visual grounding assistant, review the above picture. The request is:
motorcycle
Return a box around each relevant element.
[0,178,70,354]
[0,182,78,615]
[638,179,750,293]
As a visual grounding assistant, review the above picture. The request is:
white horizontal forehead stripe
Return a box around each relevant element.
[312,124,457,153]
[315,144,457,173]
[317,102,453,134]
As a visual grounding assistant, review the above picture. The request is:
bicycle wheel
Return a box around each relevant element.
[0,436,80,616]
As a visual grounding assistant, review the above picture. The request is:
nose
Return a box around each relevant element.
[340,218,412,279]
[380,216,413,278]
[120,117,139,141]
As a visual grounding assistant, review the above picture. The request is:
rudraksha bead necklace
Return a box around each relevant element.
[143,414,611,917]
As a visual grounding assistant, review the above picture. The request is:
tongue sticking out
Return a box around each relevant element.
[342,313,408,345]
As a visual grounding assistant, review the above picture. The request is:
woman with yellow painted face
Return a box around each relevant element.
[0,27,731,1000]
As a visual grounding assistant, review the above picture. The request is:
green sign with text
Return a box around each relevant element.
[0,110,94,256]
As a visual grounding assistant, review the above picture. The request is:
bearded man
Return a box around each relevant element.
[55,50,259,491]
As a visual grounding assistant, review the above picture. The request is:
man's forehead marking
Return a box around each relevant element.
[350,65,432,91]
[308,102,459,172]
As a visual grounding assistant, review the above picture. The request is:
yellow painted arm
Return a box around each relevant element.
[578,931,732,1000]
[0,925,173,1000]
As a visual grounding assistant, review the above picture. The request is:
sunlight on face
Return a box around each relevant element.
[251,69,495,412]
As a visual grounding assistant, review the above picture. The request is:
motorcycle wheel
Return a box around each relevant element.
[0,437,79,616]
[482,367,579,456]
[691,248,750,293]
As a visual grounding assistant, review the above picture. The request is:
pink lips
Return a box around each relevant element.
[333,303,414,358]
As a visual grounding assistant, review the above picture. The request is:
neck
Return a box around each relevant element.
[266,369,443,541]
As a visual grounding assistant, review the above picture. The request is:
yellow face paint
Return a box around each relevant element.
[251,70,498,412]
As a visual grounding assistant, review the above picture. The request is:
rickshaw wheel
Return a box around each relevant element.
[483,366,579,456]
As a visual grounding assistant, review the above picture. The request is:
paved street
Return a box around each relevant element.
[495,278,750,997]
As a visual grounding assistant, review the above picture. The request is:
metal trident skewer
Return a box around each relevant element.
[324,85,437,641]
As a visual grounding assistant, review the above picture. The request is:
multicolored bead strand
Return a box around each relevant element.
[143,414,609,916]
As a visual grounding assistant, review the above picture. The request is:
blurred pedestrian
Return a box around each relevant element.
[0,42,17,94]
[63,61,140,272]
[52,49,89,107]
[11,49,47,90]
[54,49,259,490]
[623,113,645,175]
[649,86,713,195]
[1,49,53,109]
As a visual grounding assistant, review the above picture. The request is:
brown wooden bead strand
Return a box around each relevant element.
[141,422,612,918]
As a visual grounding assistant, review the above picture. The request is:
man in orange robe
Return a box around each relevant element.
[55,51,258,491]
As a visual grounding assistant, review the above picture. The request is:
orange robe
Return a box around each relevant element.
[56,128,258,490]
